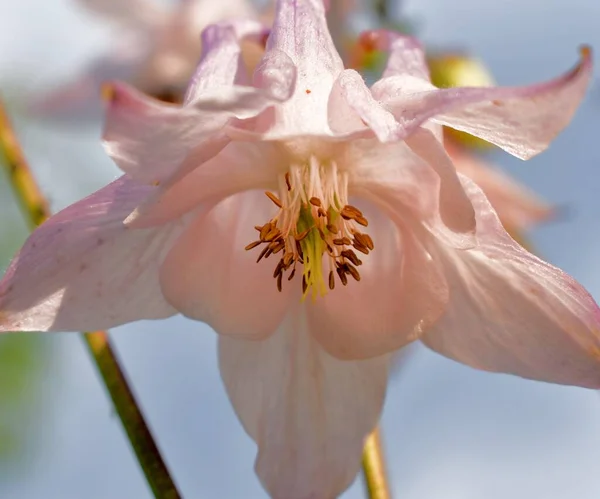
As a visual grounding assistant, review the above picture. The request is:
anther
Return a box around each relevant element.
[333,237,351,246]
[285,172,291,191]
[256,245,270,263]
[345,263,361,281]
[277,272,283,292]
[245,240,262,251]
[273,260,284,278]
[336,267,348,286]
[265,191,283,208]
[288,268,296,281]
[259,223,272,241]
[264,227,281,242]
[326,224,338,234]
[302,275,308,294]
[329,270,335,290]
[295,228,311,241]
[341,249,362,266]
[318,208,327,217]
[283,252,294,268]
[309,197,321,207]
[355,216,369,227]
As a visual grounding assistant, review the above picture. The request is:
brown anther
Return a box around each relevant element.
[341,249,362,266]
[257,245,270,263]
[264,228,281,242]
[295,240,304,262]
[285,172,291,191]
[259,222,272,241]
[273,260,284,278]
[326,243,334,254]
[254,225,263,232]
[295,228,311,241]
[283,252,294,268]
[355,216,369,227]
[309,197,322,207]
[333,237,351,246]
[245,240,262,251]
[326,223,338,234]
[352,239,370,255]
[317,208,327,218]
[341,205,363,220]
[345,263,361,281]
[277,272,283,292]
[288,267,296,281]
[363,234,374,250]
[336,267,348,286]
[264,247,274,259]
[329,270,335,290]
[272,242,285,254]
[318,228,326,240]
[265,191,283,208]
[302,275,308,294]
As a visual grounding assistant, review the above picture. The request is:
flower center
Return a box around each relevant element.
[245,157,374,298]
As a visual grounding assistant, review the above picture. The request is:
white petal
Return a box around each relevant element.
[219,306,390,499]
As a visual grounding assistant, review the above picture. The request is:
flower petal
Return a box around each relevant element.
[103,21,278,186]
[219,306,390,498]
[159,190,293,340]
[0,176,190,333]
[328,69,402,142]
[345,139,476,249]
[103,82,229,185]
[446,140,553,230]
[379,48,593,159]
[422,175,600,388]
[125,141,283,228]
[406,127,476,234]
[358,30,430,81]
[264,0,344,135]
[183,19,269,105]
[307,203,448,360]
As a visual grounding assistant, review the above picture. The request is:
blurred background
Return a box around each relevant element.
[2,0,600,497]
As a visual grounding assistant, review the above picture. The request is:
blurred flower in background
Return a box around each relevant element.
[30,0,263,121]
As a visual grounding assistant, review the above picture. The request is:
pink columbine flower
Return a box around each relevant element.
[445,139,554,231]
[2,0,599,496]
[31,0,258,120]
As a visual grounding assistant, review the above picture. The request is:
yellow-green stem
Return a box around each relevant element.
[362,426,392,499]
[0,97,181,499]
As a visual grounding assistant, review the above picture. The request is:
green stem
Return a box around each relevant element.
[0,97,181,499]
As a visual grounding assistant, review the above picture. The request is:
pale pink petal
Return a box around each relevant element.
[447,141,553,230]
[378,48,593,159]
[358,30,430,81]
[159,190,293,340]
[406,127,475,234]
[328,69,402,142]
[219,306,389,498]
[125,141,284,228]
[422,176,600,388]
[75,0,165,27]
[0,176,192,333]
[264,0,344,135]
[103,21,282,186]
[103,82,228,185]
[183,19,269,104]
[308,203,448,360]
[345,139,476,249]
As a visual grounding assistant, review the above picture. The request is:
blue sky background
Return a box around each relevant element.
[1,0,600,497]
